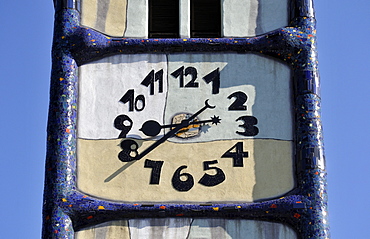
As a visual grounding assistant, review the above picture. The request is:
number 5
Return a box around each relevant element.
[198,160,225,187]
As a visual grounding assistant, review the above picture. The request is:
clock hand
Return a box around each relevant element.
[104,160,136,182]
[105,124,185,183]
[140,115,221,136]
[105,100,216,182]
[187,99,215,121]
[133,99,216,161]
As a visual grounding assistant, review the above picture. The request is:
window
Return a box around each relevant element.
[149,0,221,38]
[149,0,179,38]
[191,0,221,38]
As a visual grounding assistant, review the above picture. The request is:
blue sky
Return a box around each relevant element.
[0,0,368,238]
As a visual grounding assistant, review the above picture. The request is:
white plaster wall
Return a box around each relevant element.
[222,0,259,37]
[179,0,190,38]
[254,0,289,35]
[188,219,297,239]
[124,0,148,38]
[129,218,192,238]
[78,54,167,139]
[76,219,297,239]
[166,53,292,142]
[222,0,288,37]
[79,53,292,141]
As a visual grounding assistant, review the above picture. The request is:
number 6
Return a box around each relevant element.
[171,166,194,191]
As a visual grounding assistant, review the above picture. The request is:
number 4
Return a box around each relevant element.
[221,142,248,167]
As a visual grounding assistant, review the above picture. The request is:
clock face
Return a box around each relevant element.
[77,53,294,203]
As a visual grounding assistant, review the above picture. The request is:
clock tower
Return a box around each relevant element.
[43,0,329,238]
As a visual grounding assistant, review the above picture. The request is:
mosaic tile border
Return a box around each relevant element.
[42,0,329,238]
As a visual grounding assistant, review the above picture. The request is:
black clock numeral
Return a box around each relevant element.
[203,68,220,94]
[144,159,164,184]
[171,165,194,192]
[228,91,247,111]
[114,114,133,138]
[236,116,259,136]
[143,160,227,191]
[120,89,145,112]
[171,66,185,87]
[221,142,248,167]
[198,160,225,186]
[171,66,199,88]
[118,139,139,162]
[141,69,164,95]
[184,66,198,87]
[138,143,250,189]
[171,66,221,94]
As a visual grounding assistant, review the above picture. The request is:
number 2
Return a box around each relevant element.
[228,91,247,111]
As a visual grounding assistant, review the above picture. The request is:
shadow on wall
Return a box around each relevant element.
[81,0,128,37]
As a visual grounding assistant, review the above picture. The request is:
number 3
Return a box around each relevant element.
[236,116,259,136]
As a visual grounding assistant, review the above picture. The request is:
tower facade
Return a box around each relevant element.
[43,0,329,238]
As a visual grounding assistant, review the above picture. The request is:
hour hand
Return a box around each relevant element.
[140,115,221,137]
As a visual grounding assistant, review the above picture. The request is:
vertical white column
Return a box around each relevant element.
[124,0,148,38]
[179,0,190,38]
[222,0,259,37]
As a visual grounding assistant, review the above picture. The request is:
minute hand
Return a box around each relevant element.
[134,99,215,161]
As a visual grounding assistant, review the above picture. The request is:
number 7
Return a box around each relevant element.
[144,159,164,184]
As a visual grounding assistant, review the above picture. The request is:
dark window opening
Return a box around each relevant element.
[191,0,221,38]
[149,0,179,38]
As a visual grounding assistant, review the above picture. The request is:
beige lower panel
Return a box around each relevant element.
[80,0,97,30]
[77,138,294,202]
[75,220,130,239]
[80,0,127,37]
[105,0,127,36]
